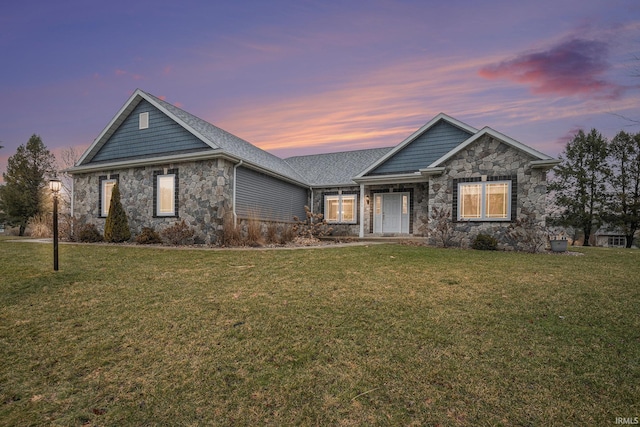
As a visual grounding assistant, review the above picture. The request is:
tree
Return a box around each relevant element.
[103,182,131,242]
[605,131,640,247]
[0,135,55,235]
[550,129,610,246]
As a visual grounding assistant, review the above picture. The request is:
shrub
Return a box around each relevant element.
[220,214,242,246]
[161,220,195,245]
[246,212,264,247]
[472,233,498,250]
[280,224,295,244]
[292,206,332,239]
[28,214,51,238]
[266,222,278,244]
[104,183,131,243]
[428,206,456,247]
[77,223,103,243]
[505,216,546,253]
[135,227,163,244]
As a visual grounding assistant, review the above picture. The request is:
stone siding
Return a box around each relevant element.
[72,158,234,244]
[427,135,548,250]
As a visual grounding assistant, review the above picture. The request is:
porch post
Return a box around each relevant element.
[359,183,365,238]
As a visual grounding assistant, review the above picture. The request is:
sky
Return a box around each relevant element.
[1,0,639,182]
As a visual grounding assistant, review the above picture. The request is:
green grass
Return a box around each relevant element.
[1,238,639,426]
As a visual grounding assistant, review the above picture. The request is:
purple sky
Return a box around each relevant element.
[1,0,639,182]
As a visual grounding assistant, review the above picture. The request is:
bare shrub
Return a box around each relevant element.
[246,212,264,247]
[135,227,163,244]
[77,223,103,243]
[266,222,278,244]
[58,214,78,242]
[428,206,456,247]
[28,214,51,238]
[280,224,295,244]
[505,216,546,253]
[161,220,195,246]
[292,206,332,239]
[220,214,242,246]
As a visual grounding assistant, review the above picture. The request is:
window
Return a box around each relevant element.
[139,112,149,129]
[608,236,625,247]
[154,169,178,217]
[100,178,117,217]
[458,181,511,221]
[324,194,357,223]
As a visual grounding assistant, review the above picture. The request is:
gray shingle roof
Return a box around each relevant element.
[143,91,309,184]
[284,147,393,186]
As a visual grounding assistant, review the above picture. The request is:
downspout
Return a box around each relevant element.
[359,183,365,238]
[309,187,314,217]
[232,160,243,227]
[70,177,74,217]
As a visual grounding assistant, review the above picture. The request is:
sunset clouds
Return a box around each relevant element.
[1,0,639,182]
[479,38,625,99]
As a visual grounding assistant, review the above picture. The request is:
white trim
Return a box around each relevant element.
[356,113,478,178]
[428,127,554,168]
[156,174,176,216]
[359,183,365,238]
[76,89,221,166]
[353,172,427,185]
[139,112,149,129]
[324,193,357,224]
[457,180,511,221]
[530,159,561,169]
[101,179,117,217]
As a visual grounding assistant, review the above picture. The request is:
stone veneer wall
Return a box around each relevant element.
[427,135,548,250]
[72,158,234,244]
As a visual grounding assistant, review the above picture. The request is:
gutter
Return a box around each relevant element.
[232,160,243,226]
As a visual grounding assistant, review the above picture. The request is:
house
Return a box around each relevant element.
[68,89,560,249]
[594,228,637,248]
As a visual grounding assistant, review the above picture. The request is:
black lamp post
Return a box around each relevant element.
[49,178,61,271]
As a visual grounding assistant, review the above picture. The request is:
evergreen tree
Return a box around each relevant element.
[103,182,131,242]
[605,131,640,247]
[550,129,610,246]
[0,135,55,235]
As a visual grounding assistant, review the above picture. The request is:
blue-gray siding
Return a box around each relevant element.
[236,167,308,222]
[368,120,473,175]
[91,100,211,163]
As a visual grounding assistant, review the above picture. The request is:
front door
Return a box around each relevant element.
[374,192,410,234]
[382,193,402,232]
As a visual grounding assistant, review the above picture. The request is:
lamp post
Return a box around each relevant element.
[49,178,62,271]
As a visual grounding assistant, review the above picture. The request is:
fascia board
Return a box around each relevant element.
[76,89,145,165]
[69,150,310,188]
[355,113,478,178]
[140,92,220,151]
[353,172,428,185]
[68,149,229,174]
[427,127,554,168]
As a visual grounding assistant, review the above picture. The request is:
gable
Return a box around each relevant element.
[88,99,212,164]
[367,119,473,176]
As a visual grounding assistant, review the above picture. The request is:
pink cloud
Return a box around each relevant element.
[479,39,625,100]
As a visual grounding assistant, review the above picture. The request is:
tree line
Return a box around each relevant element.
[550,129,640,247]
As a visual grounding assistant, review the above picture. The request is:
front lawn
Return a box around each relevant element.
[1,240,638,425]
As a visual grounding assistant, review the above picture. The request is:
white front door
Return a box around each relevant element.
[382,194,402,232]
[374,192,410,234]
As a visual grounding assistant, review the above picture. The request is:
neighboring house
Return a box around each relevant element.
[68,89,559,248]
[594,228,637,248]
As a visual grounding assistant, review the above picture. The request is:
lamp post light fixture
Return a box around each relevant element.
[48,178,62,271]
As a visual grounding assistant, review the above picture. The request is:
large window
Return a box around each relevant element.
[100,177,117,217]
[458,181,511,221]
[324,194,357,223]
[154,169,178,217]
